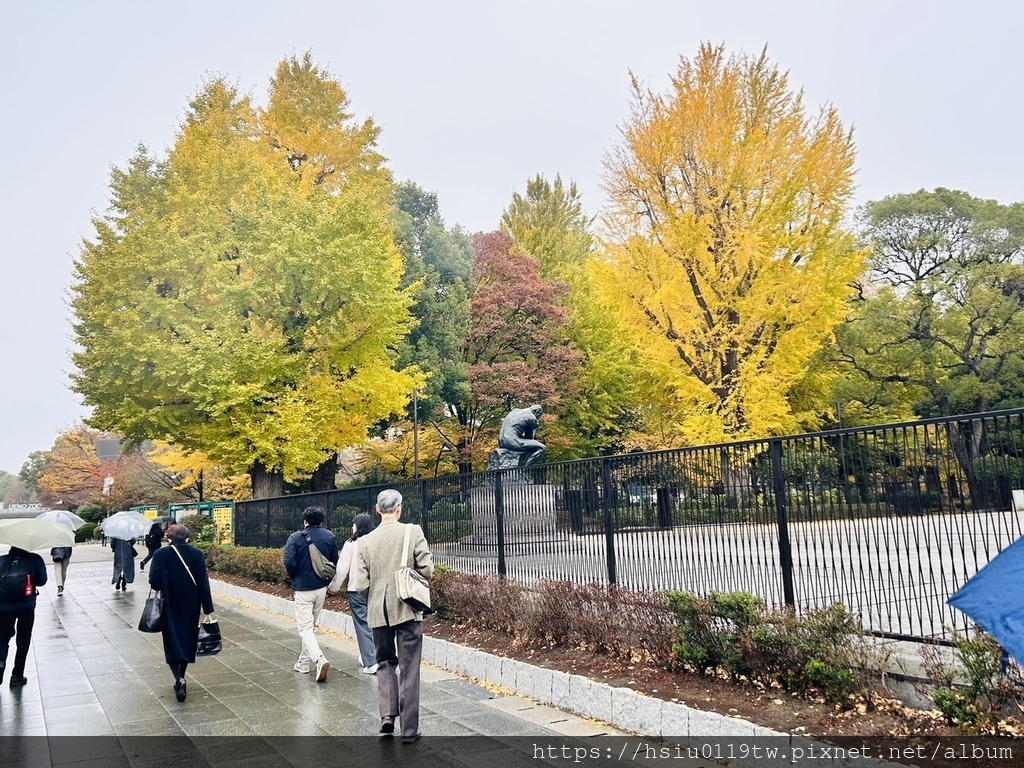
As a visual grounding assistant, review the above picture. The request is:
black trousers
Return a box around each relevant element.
[140,545,160,568]
[0,606,36,677]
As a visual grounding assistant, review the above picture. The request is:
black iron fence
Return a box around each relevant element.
[235,409,1024,642]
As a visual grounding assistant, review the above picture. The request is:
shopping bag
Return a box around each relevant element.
[197,613,222,656]
[138,590,164,633]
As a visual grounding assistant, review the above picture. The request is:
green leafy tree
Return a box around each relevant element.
[836,188,1024,420]
[833,189,1024,503]
[389,183,474,476]
[17,452,45,498]
[597,44,863,445]
[501,174,593,284]
[72,54,417,498]
[501,174,640,455]
[0,471,12,500]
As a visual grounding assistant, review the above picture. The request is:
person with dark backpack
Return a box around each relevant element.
[0,546,48,688]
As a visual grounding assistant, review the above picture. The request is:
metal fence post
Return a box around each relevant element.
[601,457,617,584]
[770,439,795,607]
[420,479,430,540]
[495,471,507,579]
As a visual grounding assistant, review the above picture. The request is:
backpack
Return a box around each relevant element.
[301,531,336,583]
[0,554,34,601]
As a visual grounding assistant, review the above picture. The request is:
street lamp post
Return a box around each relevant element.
[413,390,420,480]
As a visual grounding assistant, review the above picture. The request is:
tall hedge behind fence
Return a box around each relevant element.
[235,409,1024,642]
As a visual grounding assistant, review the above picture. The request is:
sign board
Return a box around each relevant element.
[131,505,161,520]
[168,501,234,544]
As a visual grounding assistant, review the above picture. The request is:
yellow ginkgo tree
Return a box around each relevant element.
[598,43,865,444]
[72,54,419,498]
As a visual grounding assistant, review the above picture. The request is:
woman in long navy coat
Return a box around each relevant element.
[111,537,136,591]
[147,524,214,702]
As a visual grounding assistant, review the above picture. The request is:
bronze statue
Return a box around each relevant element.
[487,404,547,472]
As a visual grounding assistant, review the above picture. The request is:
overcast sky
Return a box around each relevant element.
[2,1,1021,475]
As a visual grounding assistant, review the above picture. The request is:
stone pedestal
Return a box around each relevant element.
[464,483,558,548]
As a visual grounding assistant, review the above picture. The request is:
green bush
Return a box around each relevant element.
[425,501,472,544]
[665,590,862,703]
[76,522,97,543]
[202,544,290,585]
[76,503,107,524]
[180,514,214,536]
[922,627,1022,733]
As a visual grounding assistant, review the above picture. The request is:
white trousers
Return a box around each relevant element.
[54,559,69,588]
[293,587,327,665]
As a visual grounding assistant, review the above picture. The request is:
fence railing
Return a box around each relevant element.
[234,409,1024,642]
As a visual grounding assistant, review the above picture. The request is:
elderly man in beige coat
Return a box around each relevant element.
[355,488,434,742]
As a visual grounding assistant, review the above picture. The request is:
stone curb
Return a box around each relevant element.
[210,578,787,740]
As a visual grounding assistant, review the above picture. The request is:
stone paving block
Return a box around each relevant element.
[499,656,521,692]
[460,646,482,678]
[687,706,756,737]
[530,665,553,703]
[512,659,535,699]
[463,647,490,682]
[549,669,571,709]
[660,701,688,738]
[564,674,592,720]
[610,686,663,737]
[421,635,441,666]
[566,674,612,723]
[447,644,466,676]
[484,650,503,688]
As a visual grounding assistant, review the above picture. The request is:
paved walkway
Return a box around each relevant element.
[1,544,933,767]
[0,547,625,738]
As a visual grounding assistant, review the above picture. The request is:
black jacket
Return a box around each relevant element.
[0,548,48,612]
[144,525,163,552]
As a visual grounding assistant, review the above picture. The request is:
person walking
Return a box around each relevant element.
[355,489,434,743]
[0,546,48,687]
[147,524,215,702]
[49,545,73,596]
[328,513,377,674]
[111,536,136,591]
[139,522,164,571]
[283,506,339,683]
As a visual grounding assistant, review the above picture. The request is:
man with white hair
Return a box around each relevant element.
[355,489,434,743]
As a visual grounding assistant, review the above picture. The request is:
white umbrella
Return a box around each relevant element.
[34,510,87,533]
[0,518,75,551]
[100,511,150,541]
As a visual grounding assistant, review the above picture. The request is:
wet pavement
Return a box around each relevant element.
[0,545,938,767]
[0,545,623,741]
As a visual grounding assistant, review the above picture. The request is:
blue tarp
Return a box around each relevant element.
[948,535,1024,665]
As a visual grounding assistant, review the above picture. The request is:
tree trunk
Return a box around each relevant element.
[308,454,338,492]
[250,461,284,500]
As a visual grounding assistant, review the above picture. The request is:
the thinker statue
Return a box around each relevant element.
[487,404,547,473]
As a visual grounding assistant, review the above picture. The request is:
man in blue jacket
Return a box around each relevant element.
[283,507,339,682]
[0,546,48,688]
